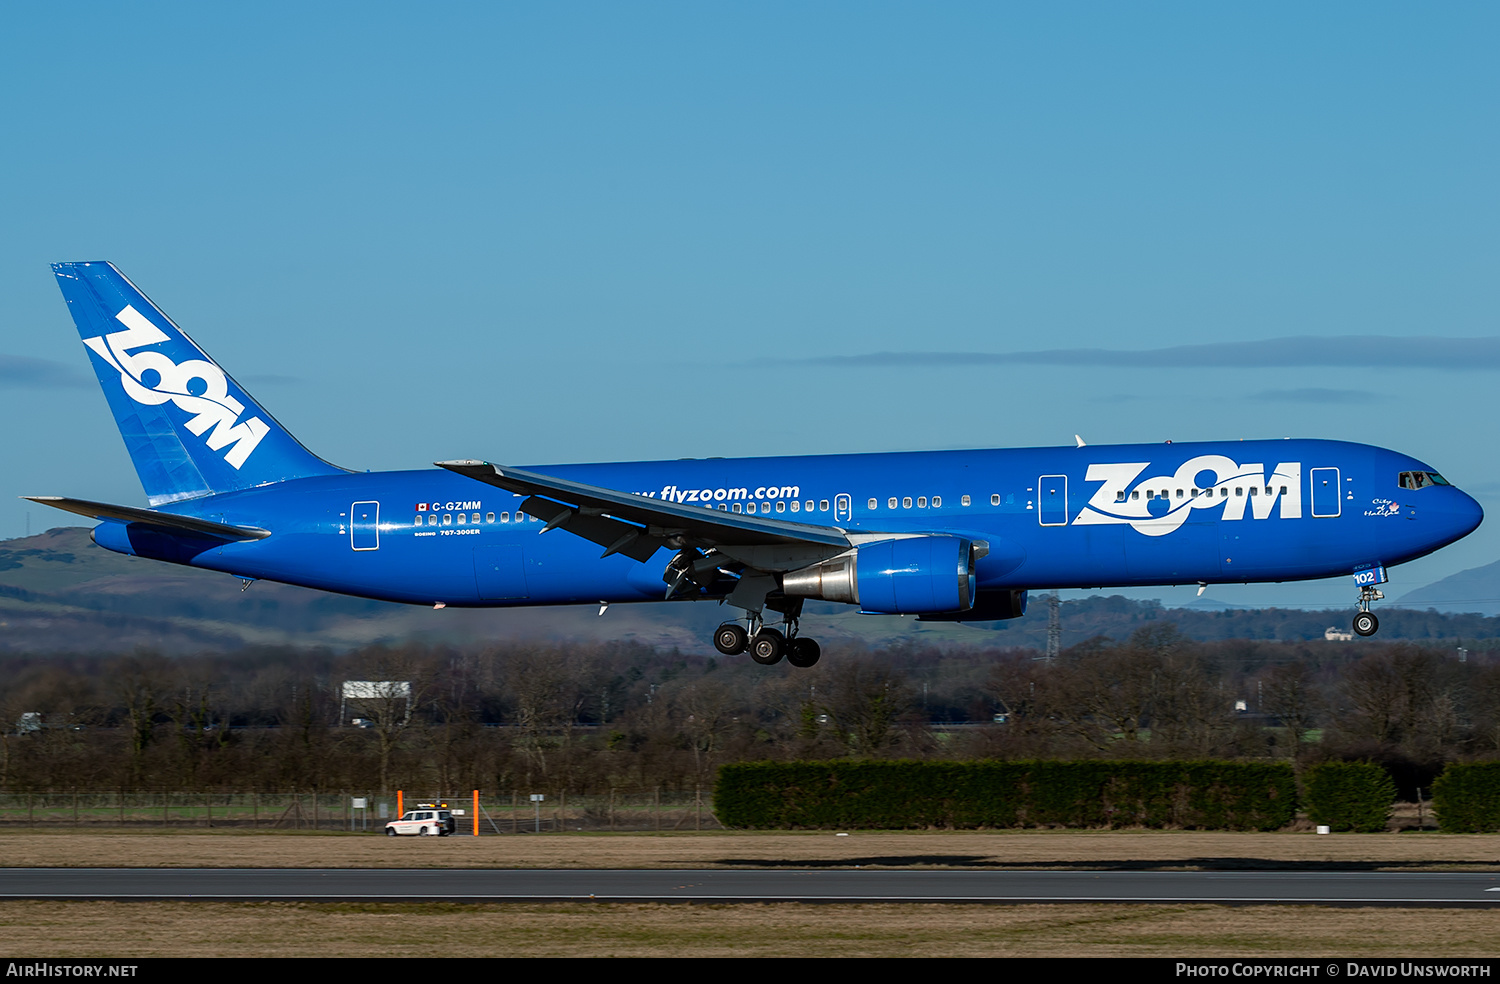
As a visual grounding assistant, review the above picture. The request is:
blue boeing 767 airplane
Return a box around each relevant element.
[28,262,1484,667]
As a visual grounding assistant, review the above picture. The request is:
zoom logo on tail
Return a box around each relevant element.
[1073,454,1303,536]
[82,304,269,469]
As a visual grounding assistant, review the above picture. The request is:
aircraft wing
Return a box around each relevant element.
[24,496,271,541]
[436,460,850,564]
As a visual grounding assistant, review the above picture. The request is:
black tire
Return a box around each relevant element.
[420,826,433,836]
[713,623,749,656]
[787,638,821,668]
[385,827,397,837]
[1353,612,1379,637]
[749,628,785,665]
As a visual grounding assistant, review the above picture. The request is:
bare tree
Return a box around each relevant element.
[341,645,435,793]
[1258,662,1323,765]
[112,655,171,786]
[819,661,913,756]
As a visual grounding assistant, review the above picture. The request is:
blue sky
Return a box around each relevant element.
[1,2,1496,608]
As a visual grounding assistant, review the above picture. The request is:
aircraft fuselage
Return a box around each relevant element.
[89,438,1482,609]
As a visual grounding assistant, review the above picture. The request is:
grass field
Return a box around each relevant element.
[2,828,1497,957]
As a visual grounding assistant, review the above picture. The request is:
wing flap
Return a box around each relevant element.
[520,496,663,563]
[24,496,271,541]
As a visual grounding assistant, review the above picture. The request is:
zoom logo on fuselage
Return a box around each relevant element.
[1073,455,1303,537]
[82,306,269,469]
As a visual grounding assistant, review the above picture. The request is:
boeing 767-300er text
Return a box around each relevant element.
[28,262,1484,667]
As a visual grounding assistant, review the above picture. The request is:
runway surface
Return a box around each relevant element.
[3,868,1498,906]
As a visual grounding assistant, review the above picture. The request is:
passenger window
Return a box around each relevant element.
[1235,488,1243,497]
[500,512,509,523]
[820,500,829,511]
[1132,491,1139,500]
[889,497,898,509]
[443,514,453,525]
[932,496,941,508]
[776,501,786,513]
[1249,487,1257,497]
[790,500,800,512]
[917,496,927,508]
[902,497,913,508]
[414,516,422,527]
[457,513,466,525]
[868,498,878,509]
[1220,488,1228,498]
[1176,490,1183,499]
[961,495,971,507]
[732,503,742,513]
[1279,487,1287,495]
[486,512,494,523]
[990,494,1000,506]
[747,502,756,514]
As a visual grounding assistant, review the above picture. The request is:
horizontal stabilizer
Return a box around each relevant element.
[23,496,271,540]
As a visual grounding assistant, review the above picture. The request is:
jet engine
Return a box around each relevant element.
[781,535,985,613]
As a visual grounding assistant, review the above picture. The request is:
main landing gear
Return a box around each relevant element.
[664,548,823,668]
[713,616,822,668]
[1353,584,1384,637]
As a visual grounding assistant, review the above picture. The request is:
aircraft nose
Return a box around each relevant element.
[1453,487,1485,539]
[1428,485,1485,546]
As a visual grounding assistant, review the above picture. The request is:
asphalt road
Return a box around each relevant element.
[2,868,1498,906]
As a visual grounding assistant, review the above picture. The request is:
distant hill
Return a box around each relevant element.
[3,527,1500,654]
[0,527,726,654]
[1396,560,1500,616]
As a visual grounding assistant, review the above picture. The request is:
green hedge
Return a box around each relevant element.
[1432,763,1500,833]
[1301,762,1395,833]
[715,760,1297,831]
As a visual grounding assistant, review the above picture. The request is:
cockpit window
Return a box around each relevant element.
[1399,471,1450,490]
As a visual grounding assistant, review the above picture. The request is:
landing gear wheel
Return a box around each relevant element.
[713,623,749,655]
[1353,612,1379,637]
[749,628,785,665]
[787,638,821,668]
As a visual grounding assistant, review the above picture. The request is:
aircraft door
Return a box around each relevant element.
[1311,468,1341,518]
[474,544,529,599]
[835,494,852,523]
[351,501,380,550]
[1038,475,1068,526]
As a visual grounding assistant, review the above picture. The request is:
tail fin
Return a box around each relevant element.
[53,261,346,504]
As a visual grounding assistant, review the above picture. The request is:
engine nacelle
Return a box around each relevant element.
[918,589,1029,622]
[781,536,982,614]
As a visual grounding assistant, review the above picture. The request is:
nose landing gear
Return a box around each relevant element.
[1353,584,1384,637]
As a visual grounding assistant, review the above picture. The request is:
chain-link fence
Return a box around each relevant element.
[0,788,722,832]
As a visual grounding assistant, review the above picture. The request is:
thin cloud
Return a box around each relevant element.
[781,336,1500,371]
[1246,388,1382,405]
[0,355,90,389]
